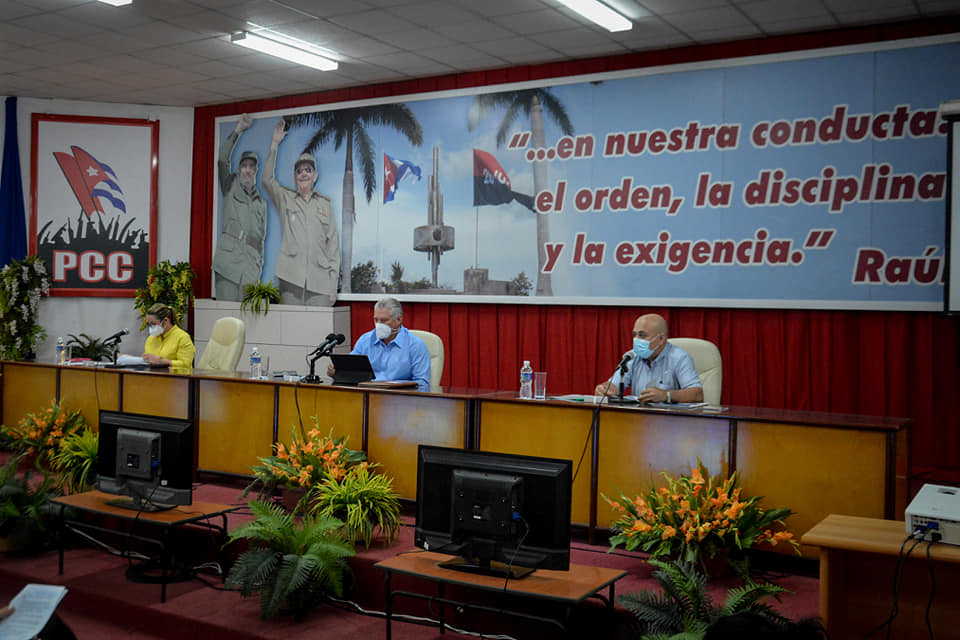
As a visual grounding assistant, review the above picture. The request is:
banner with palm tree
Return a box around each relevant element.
[210,40,959,310]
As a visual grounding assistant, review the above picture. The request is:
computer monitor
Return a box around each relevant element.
[415,445,572,579]
[96,410,194,512]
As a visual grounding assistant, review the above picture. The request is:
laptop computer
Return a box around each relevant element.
[330,354,375,386]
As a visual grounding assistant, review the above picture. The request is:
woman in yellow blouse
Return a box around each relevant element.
[142,303,195,368]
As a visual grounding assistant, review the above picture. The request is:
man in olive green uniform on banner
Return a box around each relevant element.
[264,120,340,307]
[213,113,267,301]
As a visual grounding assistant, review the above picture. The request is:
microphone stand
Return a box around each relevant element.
[300,345,333,384]
[607,358,638,405]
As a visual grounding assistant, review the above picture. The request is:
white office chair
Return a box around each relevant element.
[668,338,722,406]
[408,329,444,390]
[197,317,246,372]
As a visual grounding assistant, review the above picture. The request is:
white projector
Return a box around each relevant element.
[905,483,960,544]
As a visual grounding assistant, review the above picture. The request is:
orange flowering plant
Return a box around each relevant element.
[245,420,367,499]
[0,401,87,471]
[603,461,799,565]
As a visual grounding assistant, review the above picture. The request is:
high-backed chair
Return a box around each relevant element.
[408,329,444,390]
[197,317,246,372]
[667,338,722,406]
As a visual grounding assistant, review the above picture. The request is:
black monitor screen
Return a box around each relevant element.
[96,410,194,511]
[415,446,572,577]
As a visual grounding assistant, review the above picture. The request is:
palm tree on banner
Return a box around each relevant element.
[285,106,423,293]
[468,89,574,297]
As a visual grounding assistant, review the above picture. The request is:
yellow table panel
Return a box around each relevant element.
[368,393,466,501]
[596,411,729,528]
[59,368,120,431]
[2,364,57,427]
[737,421,888,556]
[122,374,189,419]
[479,401,594,526]
[277,386,363,450]
[198,380,275,475]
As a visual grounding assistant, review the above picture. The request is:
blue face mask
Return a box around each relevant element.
[633,337,653,359]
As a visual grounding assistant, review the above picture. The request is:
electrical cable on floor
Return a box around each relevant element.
[65,524,150,561]
[324,595,520,640]
[864,532,924,639]
[924,535,940,640]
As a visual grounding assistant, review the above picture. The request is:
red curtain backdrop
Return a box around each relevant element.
[190,18,960,480]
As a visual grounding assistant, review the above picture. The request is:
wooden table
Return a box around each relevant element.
[802,514,960,639]
[51,490,238,602]
[3,361,910,549]
[375,551,626,638]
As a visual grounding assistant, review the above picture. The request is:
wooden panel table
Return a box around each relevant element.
[376,551,626,639]
[2,361,910,547]
[802,514,960,639]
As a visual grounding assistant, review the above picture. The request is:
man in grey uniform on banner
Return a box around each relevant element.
[263,120,340,306]
[213,113,266,300]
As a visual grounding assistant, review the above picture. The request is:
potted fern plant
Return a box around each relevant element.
[621,558,792,640]
[225,500,355,620]
[240,281,281,315]
[0,454,57,553]
[307,463,401,548]
[51,428,99,494]
[66,333,116,362]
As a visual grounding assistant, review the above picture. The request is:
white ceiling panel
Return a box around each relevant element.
[0,0,953,107]
[375,28,456,50]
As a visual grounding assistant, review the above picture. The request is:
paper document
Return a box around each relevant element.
[116,354,147,366]
[550,394,605,403]
[0,584,68,640]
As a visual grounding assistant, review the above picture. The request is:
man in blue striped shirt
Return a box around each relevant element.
[345,297,431,392]
[595,313,703,404]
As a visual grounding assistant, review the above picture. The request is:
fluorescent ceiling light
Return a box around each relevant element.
[556,0,632,32]
[231,30,338,71]
[97,0,133,5]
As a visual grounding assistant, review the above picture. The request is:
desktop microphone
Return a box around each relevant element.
[617,351,633,372]
[310,333,344,356]
[103,328,130,344]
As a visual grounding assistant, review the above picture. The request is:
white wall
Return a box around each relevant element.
[0,96,194,361]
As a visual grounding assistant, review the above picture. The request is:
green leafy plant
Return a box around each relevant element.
[0,401,87,472]
[307,464,401,548]
[51,428,99,494]
[0,255,50,360]
[240,281,281,315]
[243,422,366,506]
[620,558,790,640]
[133,260,195,331]
[0,454,56,552]
[225,500,355,620]
[66,333,115,361]
[603,461,799,570]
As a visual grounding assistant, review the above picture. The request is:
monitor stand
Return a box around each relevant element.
[105,496,174,513]
[438,556,535,580]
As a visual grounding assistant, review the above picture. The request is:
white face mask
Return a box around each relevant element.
[374,322,392,340]
[148,324,163,337]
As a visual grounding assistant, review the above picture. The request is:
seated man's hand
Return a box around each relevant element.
[594,381,619,397]
[637,387,667,403]
[326,364,335,377]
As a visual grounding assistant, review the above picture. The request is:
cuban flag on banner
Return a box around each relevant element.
[472,149,534,211]
[383,153,422,204]
[53,146,126,216]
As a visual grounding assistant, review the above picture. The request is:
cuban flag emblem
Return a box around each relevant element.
[383,153,422,204]
[53,146,126,215]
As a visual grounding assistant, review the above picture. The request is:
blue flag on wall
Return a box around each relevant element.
[0,97,27,267]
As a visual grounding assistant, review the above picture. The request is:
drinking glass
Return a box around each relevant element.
[534,372,547,400]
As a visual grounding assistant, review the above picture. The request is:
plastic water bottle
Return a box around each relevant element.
[56,337,65,364]
[519,360,533,399]
[250,347,263,379]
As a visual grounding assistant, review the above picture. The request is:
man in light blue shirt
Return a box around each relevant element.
[595,313,703,403]
[347,297,431,392]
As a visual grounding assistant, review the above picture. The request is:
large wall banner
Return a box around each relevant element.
[31,114,158,297]
[213,38,960,310]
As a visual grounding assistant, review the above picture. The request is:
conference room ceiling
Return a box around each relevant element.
[0,0,958,107]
